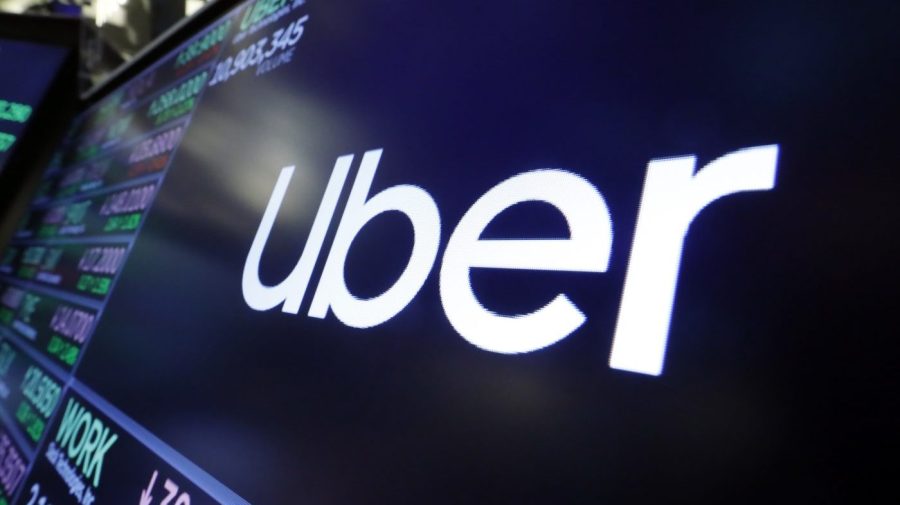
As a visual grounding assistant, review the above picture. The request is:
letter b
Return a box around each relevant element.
[308,149,441,328]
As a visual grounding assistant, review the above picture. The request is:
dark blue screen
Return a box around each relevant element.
[0,38,68,174]
[7,1,897,504]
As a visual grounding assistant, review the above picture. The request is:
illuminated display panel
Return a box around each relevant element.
[0,4,249,504]
[0,38,69,175]
[2,1,899,504]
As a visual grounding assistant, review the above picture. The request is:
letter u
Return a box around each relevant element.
[242,155,353,313]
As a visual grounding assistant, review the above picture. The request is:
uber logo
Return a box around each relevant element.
[243,145,779,376]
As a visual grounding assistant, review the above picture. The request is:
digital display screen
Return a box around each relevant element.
[1,1,897,503]
[0,38,69,175]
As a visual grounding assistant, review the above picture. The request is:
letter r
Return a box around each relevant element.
[609,145,779,376]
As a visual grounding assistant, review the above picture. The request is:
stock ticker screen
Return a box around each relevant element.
[0,38,69,175]
[0,0,897,504]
